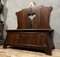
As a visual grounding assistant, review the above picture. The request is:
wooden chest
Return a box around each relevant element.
[3,6,55,55]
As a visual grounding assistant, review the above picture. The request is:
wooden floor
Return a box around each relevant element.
[0,45,60,57]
